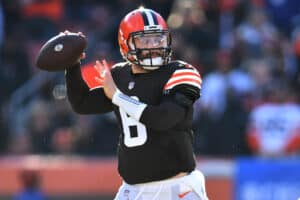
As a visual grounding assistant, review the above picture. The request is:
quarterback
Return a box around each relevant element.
[65,7,208,200]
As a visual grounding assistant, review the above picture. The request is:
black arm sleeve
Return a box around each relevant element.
[139,92,193,131]
[65,63,113,114]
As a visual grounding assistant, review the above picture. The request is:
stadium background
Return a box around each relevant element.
[0,0,300,200]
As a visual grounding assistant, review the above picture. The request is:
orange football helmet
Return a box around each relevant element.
[118,7,172,70]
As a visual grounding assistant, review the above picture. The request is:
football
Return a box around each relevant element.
[36,32,87,71]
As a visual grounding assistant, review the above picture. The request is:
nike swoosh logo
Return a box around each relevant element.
[178,190,192,199]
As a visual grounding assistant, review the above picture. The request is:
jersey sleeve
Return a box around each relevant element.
[163,63,202,101]
[111,62,200,131]
[139,95,188,131]
[65,63,113,114]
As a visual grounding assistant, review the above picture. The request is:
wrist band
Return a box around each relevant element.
[112,89,147,121]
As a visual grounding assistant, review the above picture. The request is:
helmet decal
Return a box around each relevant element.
[140,10,158,26]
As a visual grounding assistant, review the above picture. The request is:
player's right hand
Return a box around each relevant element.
[94,59,117,99]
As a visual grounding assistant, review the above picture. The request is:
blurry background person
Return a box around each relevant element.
[14,169,46,200]
[246,80,300,157]
[193,50,254,156]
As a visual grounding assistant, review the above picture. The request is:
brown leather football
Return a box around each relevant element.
[36,32,87,71]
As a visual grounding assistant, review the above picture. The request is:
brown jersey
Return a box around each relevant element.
[66,60,202,184]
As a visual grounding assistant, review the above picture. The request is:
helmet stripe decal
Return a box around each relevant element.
[144,10,155,25]
[149,11,158,25]
[141,11,150,26]
[140,10,158,26]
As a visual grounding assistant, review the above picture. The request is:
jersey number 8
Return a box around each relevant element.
[119,107,147,147]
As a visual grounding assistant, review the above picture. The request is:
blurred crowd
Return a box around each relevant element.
[0,0,300,158]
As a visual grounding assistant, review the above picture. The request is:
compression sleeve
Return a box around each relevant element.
[140,93,191,131]
[65,63,113,114]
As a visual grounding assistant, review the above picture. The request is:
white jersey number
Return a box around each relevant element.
[118,97,147,147]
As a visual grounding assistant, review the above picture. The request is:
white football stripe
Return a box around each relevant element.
[167,75,202,83]
[145,10,155,26]
[165,81,201,90]
[173,69,199,75]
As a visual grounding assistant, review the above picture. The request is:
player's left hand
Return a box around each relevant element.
[94,59,116,99]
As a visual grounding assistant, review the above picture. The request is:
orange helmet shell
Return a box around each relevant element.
[118,8,170,65]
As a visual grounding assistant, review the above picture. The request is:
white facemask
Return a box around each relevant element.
[140,57,163,69]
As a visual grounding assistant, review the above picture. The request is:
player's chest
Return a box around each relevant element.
[114,71,169,105]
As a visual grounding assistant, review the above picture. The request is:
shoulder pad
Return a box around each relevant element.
[168,60,197,70]
[163,62,202,101]
[164,65,202,91]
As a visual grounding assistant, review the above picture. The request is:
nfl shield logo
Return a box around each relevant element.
[128,81,135,90]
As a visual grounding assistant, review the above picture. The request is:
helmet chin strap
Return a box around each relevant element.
[140,57,163,70]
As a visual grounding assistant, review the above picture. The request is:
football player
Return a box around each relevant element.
[65,7,209,200]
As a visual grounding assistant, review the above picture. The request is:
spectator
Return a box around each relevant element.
[51,126,75,154]
[246,80,300,157]
[74,114,119,156]
[193,50,253,155]
[235,7,279,60]
[24,100,54,154]
[265,0,300,36]
[196,50,254,118]
[14,169,46,200]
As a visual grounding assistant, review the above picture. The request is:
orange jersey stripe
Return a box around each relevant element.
[171,71,201,78]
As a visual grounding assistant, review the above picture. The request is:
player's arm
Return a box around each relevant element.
[143,86,199,130]
[65,63,113,114]
[112,86,199,131]
[112,66,201,131]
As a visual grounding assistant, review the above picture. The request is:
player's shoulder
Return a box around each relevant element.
[164,60,202,91]
[163,60,202,101]
[167,60,199,72]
